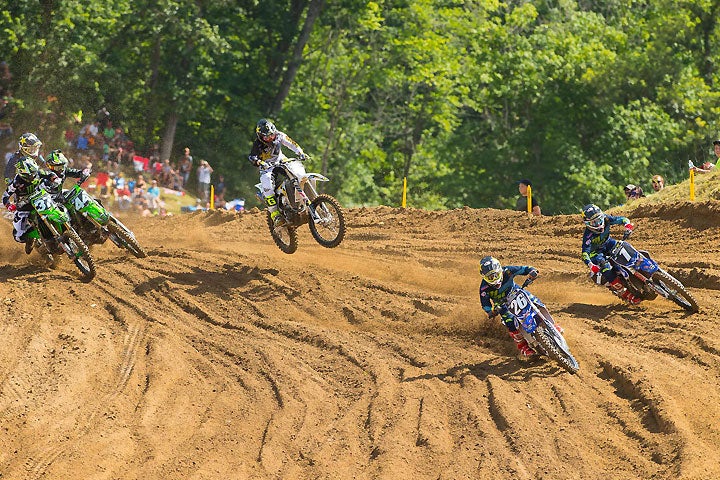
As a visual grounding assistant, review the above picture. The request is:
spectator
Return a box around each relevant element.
[64,127,76,149]
[172,170,184,191]
[197,160,213,205]
[178,146,193,188]
[160,159,174,187]
[96,107,110,130]
[214,175,226,208]
[147,179,160,212]
[515,178,541,216]
[103,121,115,142]
[651,174,665,192]
[135,173,146,192]
[76,133,89,151]
[624,184,644,202]
[688,140,718,174]
[99,174,113,203]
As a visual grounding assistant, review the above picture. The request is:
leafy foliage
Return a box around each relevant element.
[2,0,720,212]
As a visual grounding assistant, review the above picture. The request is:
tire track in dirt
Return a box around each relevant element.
[1,204,720,479]
[16,300,148,480]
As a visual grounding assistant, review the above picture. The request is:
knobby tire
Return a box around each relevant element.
[535,328,579,374]
[308,194,346,248]
[64,228,96,282]
[107,221,147,258]
[651,269,699,313]
[267,211,298,254]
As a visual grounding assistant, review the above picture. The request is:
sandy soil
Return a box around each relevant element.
[1,202,719,480]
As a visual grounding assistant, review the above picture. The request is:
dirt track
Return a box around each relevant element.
[1,203,719,479]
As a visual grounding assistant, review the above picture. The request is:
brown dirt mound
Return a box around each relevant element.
[1,203,719,479]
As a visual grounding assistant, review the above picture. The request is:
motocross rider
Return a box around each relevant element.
[479,256,541,357]
[4,132,44,184]
[43,149,91,200]
[2,158,55,248]
[248,119,306,227]
[581,204,641,305]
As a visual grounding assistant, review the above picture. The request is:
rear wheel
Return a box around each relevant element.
[535,328,579,374]
[308,194,346,248]
[63,228,96,282]
[649,269,699,313]
[267,211,298,254]
[107,221,147,258]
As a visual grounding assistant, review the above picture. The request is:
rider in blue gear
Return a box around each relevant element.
[581,204,640,305]
[479,256,539,357]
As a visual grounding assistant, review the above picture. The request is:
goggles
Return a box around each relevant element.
[23,144,40,157]
[584,216,604,228]
[261,133,276,142]
[483,270,502,284]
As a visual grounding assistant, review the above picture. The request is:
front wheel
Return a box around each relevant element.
[308,194,346,248]
[63,228,96,282]
[649,269,699,313]
[535,327,579,374]
[107,221,147,258]
[267,211,298,254]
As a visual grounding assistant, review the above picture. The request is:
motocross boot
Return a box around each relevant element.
[270,209,286,228]
[509,330,535,357]
[24,238,34,255]
[607,277,641,305]
[266,196,286,228]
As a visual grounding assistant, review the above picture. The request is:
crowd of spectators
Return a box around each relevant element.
[60,113,223,215]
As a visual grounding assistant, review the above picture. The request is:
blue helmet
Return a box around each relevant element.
[479,256,503,287]
[582,204,605,233]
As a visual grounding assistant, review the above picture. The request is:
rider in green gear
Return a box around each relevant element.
[43,149,91,200]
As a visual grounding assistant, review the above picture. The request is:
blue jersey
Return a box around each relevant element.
[581,214,631,265]
[479,265,535,313]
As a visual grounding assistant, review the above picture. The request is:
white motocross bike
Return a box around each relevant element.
[255,156,346,254]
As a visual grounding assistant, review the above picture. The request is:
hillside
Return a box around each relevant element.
[0,202,720,479]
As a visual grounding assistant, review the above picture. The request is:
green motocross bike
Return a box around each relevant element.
[61,178,147,259]
[26,187,97,282]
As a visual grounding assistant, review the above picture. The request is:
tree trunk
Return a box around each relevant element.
[160,110,178,165]
[269,0,326,116]
[145,38,162,148]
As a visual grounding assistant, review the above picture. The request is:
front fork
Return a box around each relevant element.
[39,215,74,256]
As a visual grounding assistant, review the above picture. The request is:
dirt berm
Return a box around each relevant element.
[1,203,719,480]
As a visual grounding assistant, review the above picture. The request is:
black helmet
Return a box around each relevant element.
[15,158,39,182]
[479,255,503,287]
[256,118,277,143]
[18,132,42,158]
[582,204,605,233]
[46,149,69,172]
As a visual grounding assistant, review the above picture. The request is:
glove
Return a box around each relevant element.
[589,263,601,274]
[249,155,260,166]
[625,223,634,233]
[7,203,16,212]
[298,152,307,161]
[490,305,507,318]
[82,168,92,177]
[528,269,539,279]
